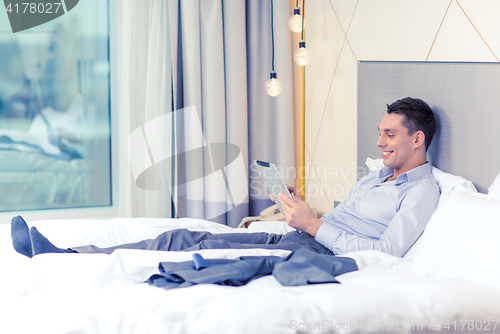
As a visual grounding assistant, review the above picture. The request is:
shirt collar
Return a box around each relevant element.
[377,162,432,185]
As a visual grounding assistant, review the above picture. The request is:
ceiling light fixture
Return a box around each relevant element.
[265,0,282,97]
[293,0,310,66]
[288,1,304,33]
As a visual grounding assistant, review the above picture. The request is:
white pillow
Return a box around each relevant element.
[412,187,500,288]
[489,172,500,200]
[365,158,477,201]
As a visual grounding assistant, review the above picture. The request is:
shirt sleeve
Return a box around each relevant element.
[315,182,440,257]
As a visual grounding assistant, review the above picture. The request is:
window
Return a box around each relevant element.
[0,0,112,212]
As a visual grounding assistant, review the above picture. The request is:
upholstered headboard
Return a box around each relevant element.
[358,61,500,193]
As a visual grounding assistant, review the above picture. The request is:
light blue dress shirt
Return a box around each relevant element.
[315,163,440,257]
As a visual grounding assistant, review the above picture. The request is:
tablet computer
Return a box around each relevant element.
[254,160,293,215]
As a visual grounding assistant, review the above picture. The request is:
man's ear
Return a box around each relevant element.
[414,130,425,149]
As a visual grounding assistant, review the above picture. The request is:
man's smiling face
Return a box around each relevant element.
[377,113,417,174]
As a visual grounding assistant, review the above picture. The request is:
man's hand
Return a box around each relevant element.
[277,192,323,237]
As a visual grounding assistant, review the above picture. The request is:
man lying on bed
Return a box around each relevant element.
[12,97,439,259]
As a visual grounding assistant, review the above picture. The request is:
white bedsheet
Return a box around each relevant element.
[1,218,500,334]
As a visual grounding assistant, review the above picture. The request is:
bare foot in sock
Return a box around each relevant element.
[11,216,32,258]
[29,227,74,256]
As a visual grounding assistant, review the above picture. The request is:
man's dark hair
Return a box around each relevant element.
[387,97,436,151]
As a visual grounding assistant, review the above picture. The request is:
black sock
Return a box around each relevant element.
[11,216,32,258]
[29,227,74,256]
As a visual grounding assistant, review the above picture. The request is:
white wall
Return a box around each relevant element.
[305,0,500,216]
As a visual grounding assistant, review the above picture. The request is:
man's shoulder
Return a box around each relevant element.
[405,171,440,199]
[409,165,439,186]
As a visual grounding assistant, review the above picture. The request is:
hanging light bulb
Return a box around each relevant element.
[265,0,282,97]
[288,7,305,33]
[265,72,283,97]
[294,41,310,66]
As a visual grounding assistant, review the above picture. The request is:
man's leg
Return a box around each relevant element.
[12,215,334,256]
[274,231,335,255]
[11,216,75,257]
[194,231,334,255]
[71,229,285,254]
[11,217,284,256]
[30,227,74,255]
[73,230,333,255]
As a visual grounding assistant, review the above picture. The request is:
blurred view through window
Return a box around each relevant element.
[0,0,111,211]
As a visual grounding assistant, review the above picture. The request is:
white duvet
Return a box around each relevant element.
[1,218,500,334]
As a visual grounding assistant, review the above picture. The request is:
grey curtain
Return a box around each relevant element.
[167,0,296,226]
[120,0,296,226]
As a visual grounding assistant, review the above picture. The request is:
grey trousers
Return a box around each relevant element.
[72,229,334,255]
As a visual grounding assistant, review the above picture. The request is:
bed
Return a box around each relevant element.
[0,99,94,211]
[2,61,500,333]
[0,149,87,211]
[1,162,499,334]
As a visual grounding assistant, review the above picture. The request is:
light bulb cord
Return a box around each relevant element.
[301,0,305,42]
[271,0,275,73]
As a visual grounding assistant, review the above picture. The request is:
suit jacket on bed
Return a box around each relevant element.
[147,248,358,290]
